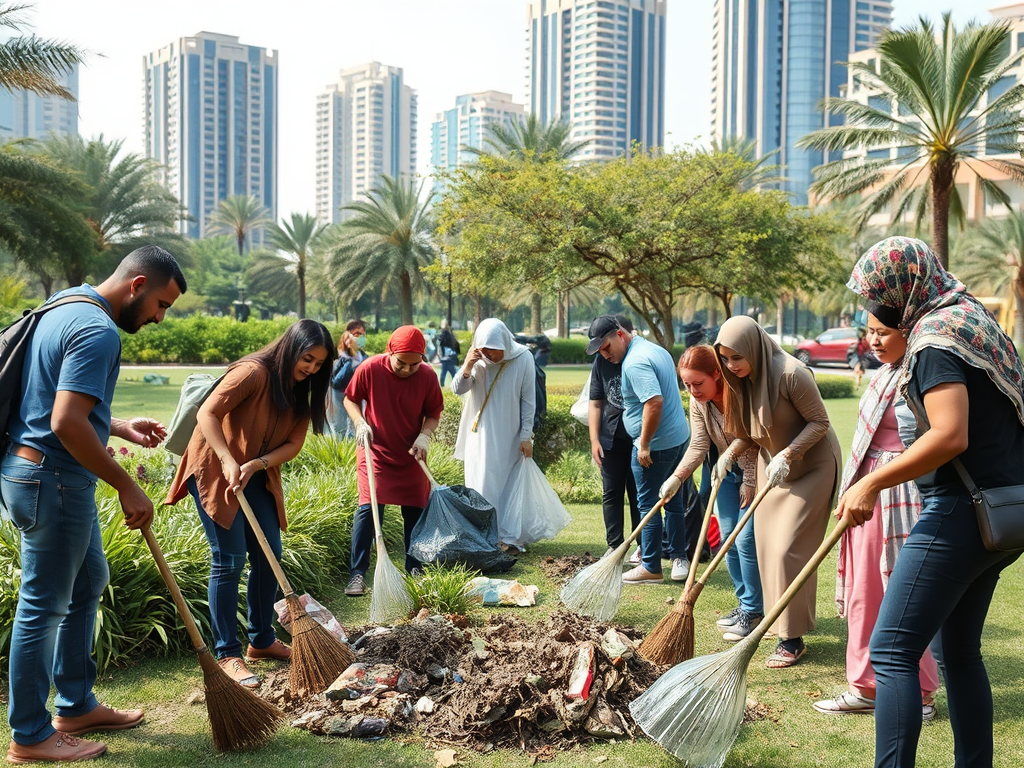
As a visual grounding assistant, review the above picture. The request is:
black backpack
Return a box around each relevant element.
[0,296,107,454]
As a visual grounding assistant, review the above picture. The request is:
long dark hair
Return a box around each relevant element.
[236,319,337,434]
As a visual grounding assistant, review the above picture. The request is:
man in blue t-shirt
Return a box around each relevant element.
[1,245,185,764]
[587,315,691,584]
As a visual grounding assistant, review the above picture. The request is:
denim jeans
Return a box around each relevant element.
[350,503,423,576]
[870,494,1020,768]
[439,358,459,387]
[716,469,762,615]
[631,442,687,573]
[1,453,107,746]
[600,437,640,549]
[188,473,281,660]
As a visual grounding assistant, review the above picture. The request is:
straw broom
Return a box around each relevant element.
[140,526,283,752]
[639,479,775,666]
[365,441,414,624]
[235,490,355,695]
[560,496,669,621]
[630,514,852,767]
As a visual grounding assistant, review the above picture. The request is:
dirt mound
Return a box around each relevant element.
[260,611,660,752]
[539,554,599,580]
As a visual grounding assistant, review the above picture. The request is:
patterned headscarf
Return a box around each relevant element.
[847,236,1024,426]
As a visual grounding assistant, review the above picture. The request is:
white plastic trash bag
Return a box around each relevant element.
[498,456,572,546]
[465,577,539,607]
[569,373,592,426]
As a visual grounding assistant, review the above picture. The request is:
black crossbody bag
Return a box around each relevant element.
[952,458,1024,553]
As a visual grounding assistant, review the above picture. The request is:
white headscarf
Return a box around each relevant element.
[472,318,530,360]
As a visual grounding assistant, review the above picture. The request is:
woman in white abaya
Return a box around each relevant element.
[452,318,536,549]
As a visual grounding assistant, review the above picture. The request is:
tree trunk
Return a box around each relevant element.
[474,294,482,328]
[297,264,307,319]
[530,292,543,334]
[237,232,245,257]
[1015,274,1024,349]
[374,292,382,332]
[931,161,954,271]
[555,293,567,338]
[776,298,785,343]
[707,302,718,328]
[400,272,414,326]
[719,292,733,320]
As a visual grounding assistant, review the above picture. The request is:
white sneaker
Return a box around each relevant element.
[670,557,690,582]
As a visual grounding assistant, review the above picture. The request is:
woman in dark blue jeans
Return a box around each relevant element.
[840,237,1024,768]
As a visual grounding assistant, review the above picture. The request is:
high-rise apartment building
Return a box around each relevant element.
[144,32,278,240]
[710,0,893,204]
[430,91,525,175]
[526,0,667,161]
[315,62,417,224]
[0,65,79,141]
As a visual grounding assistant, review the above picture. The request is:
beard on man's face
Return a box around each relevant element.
[118,294,149,334]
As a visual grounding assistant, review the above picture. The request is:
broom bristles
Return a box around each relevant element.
[560,552,625,621]
[630,638,759,766]
[639,582,704,665]
[285,594,356,694]
[370,544,413,624]
[197,648,283,752]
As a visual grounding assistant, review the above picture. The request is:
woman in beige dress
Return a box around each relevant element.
[715,316,842,667]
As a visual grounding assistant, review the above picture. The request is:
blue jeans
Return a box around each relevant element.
[870,494,1020,768]
[188,474,281,660]
[439,358,459,387]
[716,470,762,615]
[350,503,423,576]
[1,453,107,746]
[631,442,687,573]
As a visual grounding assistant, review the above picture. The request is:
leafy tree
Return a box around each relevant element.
[0,2,85,99]
[179,236,247,315]
[247,213,327,319]
[327,175,434,326]
[206,194,271,256]
[953,211,1024,346]
[798,13,1024,269]
[39,134,186,284]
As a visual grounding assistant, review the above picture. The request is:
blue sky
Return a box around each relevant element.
[27,0,997,219]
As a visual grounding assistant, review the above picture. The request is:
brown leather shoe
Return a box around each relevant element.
[218,657,259,688]
[245,639,291,663]
[51,703,144,736]
[7,732,107,763]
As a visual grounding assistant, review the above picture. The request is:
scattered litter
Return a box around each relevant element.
[566,643,596,700]
[274,593,348,643]
[599,629,634,666]
[465,577,539,607]
[435,748,460,767]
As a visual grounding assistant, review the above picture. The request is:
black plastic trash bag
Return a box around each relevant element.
[408,484,516,573]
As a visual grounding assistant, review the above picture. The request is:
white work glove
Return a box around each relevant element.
[765,451,792,487]
[659,475,682,501]
[410,431,431,460]
[355,420,373,447]
[712,448,736,484]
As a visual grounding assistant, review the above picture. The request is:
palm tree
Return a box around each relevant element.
[954,210,1024,346]
[39,134,186,284]
[206,194,271,256]
[328,175,433,326]
[246,213,326,319]
[0,2,85,99]
[797,14,1024,269]
[706,135,783,191]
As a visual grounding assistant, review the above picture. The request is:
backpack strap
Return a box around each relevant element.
[33,295,113,321]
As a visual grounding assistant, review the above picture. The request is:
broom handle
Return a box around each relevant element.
[681,474,725,593]
[618,496,668,553]
[235,488,296,597]
[364,441,386,545]
[694,479,775,589]
[141,526,209,653]
[417,458,438,489]
[749,514,852,644]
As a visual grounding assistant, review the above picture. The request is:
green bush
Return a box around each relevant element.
[546,450,603,504]
[404,562,477,616]
[816,374,855,399]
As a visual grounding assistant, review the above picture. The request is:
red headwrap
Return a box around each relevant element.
[386,325,426,356]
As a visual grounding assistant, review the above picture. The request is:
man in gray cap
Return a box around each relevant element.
[587,315,692,583]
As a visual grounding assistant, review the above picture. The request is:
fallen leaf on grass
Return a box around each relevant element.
[435,748,459,767]
[593,757,609,764]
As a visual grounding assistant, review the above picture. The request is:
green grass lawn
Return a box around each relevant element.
[78,370,1024,767]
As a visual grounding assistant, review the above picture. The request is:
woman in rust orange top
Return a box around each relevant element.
[165,319,335,687]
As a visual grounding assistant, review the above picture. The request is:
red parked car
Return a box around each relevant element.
[793,327,863,367]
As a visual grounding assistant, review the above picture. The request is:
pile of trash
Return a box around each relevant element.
[256,610,661,752]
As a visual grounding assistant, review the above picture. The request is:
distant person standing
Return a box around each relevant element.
[2,246,185,763]
[437,319,461,387]
[587,315,640,557]
[328,319,367,438]
[588,316,692,584]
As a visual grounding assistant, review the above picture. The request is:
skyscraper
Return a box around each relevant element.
[315,62,417,224]
[526,0,667,161]
[430,91,525,176]
[710,0,893,204]
[0,65,79,141]
[144,32,278,240]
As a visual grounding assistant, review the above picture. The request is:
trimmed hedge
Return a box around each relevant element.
[815,374,855,399]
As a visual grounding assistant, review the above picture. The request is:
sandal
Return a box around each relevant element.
[813,691,875,715]
[766,639,806,669]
